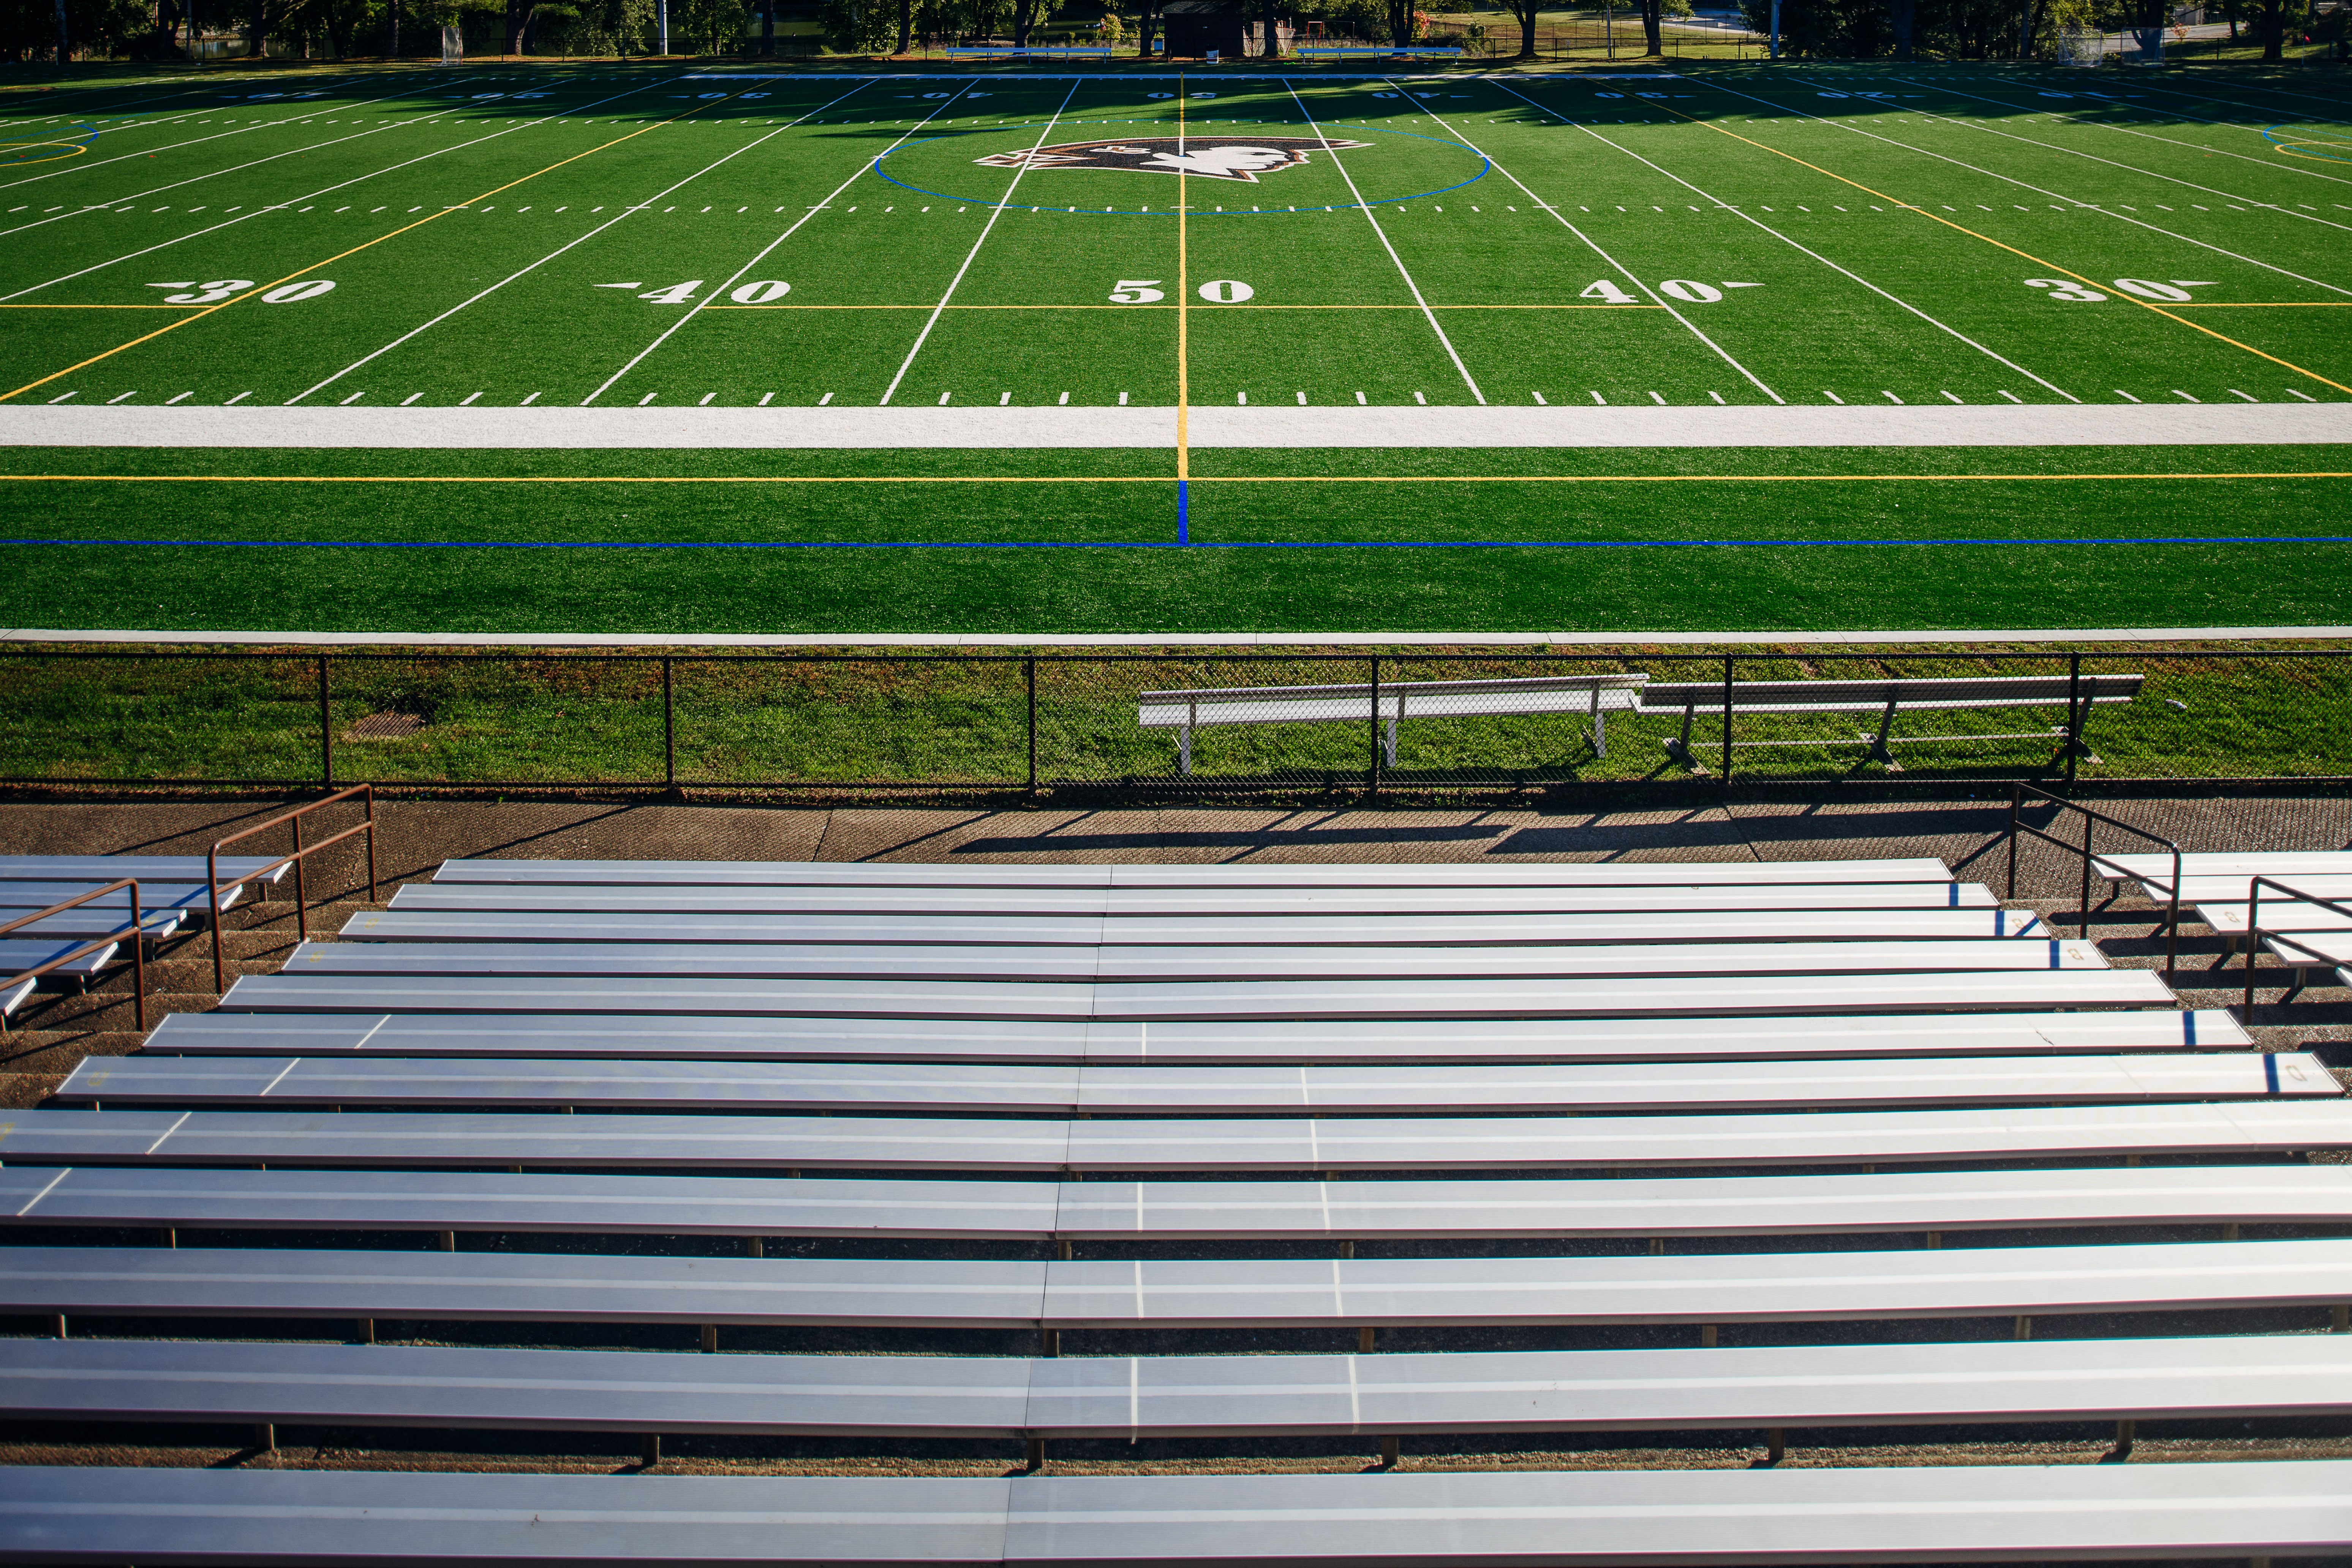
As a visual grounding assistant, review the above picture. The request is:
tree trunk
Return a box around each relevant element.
[761,0,775,52]
[1012,0,1032,46]
[1512,0,1537,52]
[1136,0,1152,53]
[895,0,911,53]
[54,0,67,64]
[1641,0,1661,53]
[1890,0,1912,56]
[2260,0,2281,57]
[387,0,398,55]
[1388,0,1412,46]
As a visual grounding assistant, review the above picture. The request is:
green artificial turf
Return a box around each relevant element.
[0,56,2343,632]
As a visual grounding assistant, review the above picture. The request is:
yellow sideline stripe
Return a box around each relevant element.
[1658,100,2352,398]
[2,471,2343,486]
[0,90,751,405]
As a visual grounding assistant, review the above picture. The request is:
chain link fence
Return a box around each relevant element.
[0,648,2342,794]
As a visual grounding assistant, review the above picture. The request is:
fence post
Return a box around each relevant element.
[1719,654,1734,787]
[317,655,332,788]
[1025,658,1038,794]
[2064,652,2082,789]
[1367,655,1381,795]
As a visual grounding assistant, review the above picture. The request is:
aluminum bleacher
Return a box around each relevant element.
[10,1333,2345,1442]
[12,1162,2352,1243]
[8,1099,2343,1171]
[6,1461,2347,1566]
[11,1236,2352,1331]
[0,854,287,885]
[9,850,2347,1567]
[55,1050,2330,1115]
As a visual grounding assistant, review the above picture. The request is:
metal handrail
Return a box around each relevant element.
[0,878,145,1034]
[209,783,379,995]
[2006,782,2181,974]
[2242,875,2352,1015]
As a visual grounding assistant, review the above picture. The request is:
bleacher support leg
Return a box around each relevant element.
[1042,1328,1060,1357]
[1358,1327,1375,1353]
[641,1435,661,1467]
[159,1227,175,1249]
[2223,1223,2241,1242]
[1058,1239,1073,1261]
[254,1424,275,1453]
[437,1231,455,1252]
[2015,1315,2034,1340]
[1378,1436,1400,1467]
[1027,1437,1046,1470]
[355,1319,373,1345]
[700,1324,718,1354]
[1765,1428,1785,1465]
[743,1237,763,1258]
[1338,1240,1353,1260]
[2113,1419,2135,1457]
[1924,1231,1942,1250]
[2333,1304,2349,1334]
[1699,1325,1717,1348]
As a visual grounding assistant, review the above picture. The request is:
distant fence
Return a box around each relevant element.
[0,648,2343,795]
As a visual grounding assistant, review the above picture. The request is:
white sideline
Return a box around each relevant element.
[0,403,2346,449]
[7,628,2350,647]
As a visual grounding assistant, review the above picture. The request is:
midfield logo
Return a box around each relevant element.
[972,135,1370,184]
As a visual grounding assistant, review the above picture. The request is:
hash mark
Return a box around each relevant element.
[639,393,657,406]
[339,391,364,405]
[819,393,833,406]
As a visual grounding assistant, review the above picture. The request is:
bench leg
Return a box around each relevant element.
[1178,727,1191,777]
[1864,700,1902,772]
[1593,704,1606,760]
[1662,704,1700,773]
[1383,718,1396,770]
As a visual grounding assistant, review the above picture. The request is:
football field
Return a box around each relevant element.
[0,58,2346,634]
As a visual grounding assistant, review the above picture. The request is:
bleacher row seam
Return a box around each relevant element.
[6,848,2352,1565]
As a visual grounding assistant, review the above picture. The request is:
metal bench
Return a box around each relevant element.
[3,1461,2346,1566]
[277,936,2106,984]
[1639,673,2145,773]
[4,1098,2344,1172]
[11,1160,2351,1244]
[212,967,2182,1020]
[0,855,287,885]
[2099,852,2352,888]
[0,879,248,930]
[9,1235,2352,1331]
[1135,674,1648,774]
[10,1332,2346,1445]
[55,1051,2332,1117]
[430,855,1963,888]
[337,906,2046,950]
[389,879,2004,917]
[144,1006,2245,1063]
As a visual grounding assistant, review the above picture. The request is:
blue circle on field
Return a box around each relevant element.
[2260,122,2352,164]
[869,120,1487,215]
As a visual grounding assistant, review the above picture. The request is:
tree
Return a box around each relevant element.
[1638,0,1661,52]
[1385,0,1410,46]
[892,0,909,54]
[2259,0,2282,57]
[1498,0,1538,56]
[1009,0,1035,44]
[1260,0,1277,54]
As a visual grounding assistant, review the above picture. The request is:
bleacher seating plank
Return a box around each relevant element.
[213,969,2181,1020]
[0,937,115,982]
[53,1051,2335,1115]
[2,1100,2344,1172]
[0,881,247,913]
[432,856,1962,888]
[390,881,2004,916]
[280,936,2106,983]
[9,1237,2352,1330]
[0,855,286,884]
[12,1162,2352,1243]
[9,1333,2346,1440]
[338,909,2045,948]
[142,1007,2247,1063]
[3,1462,2347,1567]
[2099,852,2352,884]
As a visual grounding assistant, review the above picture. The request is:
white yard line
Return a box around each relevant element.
[0,75,461,207]
[291,81,876,406]
[1289,81,1484,406]
[0,79,668,305]
[1545,114,2079,402]
[11,401,2337,447]
[2122,73,2352,127]
[0,77,470,240]
[1704,75,2352,300]
[1464,81,1785,405]
[584,84,986,408]
[875,80,1082,408]
[1852,73,2352,225]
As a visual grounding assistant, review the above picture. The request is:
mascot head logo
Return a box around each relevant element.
[974,135,1370,183]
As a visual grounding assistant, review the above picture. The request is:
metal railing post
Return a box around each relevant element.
[0,878,146,1036]
[2007,783,2181,974]
[2064,652,2082,789]
[1367,656,1382,794]
[2006,782,2021,899]
[208,783,379,996]
[1026,658,1038,794]
[1720,655,1734,786]
[317,655,332,787]
[663,658,676,791]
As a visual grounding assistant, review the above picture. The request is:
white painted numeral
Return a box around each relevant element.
[729,280,791,303]
[259,279,334,303]
[153,279,252,304]
[1198,279,1254,304]
[1658,279,1723,303]
[2024,278,2106,302]
[1580,279,1638,304]
[2111,278,2192,302]
[1109,279,1165,303]
[638,280,703,304]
